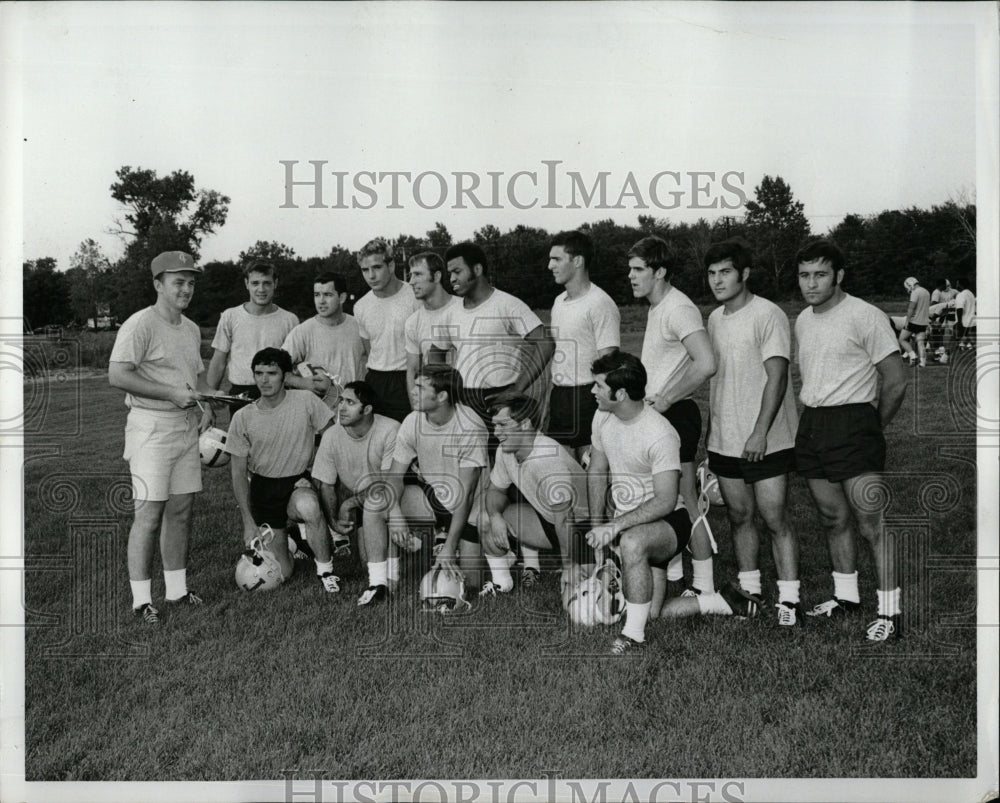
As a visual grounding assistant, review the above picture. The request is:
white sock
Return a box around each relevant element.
[738,569,762,596]
[832,570,860,603]
[877,587,902,617]
[692,558,715,594]
[777,579,801,605]
[486,552,515,591]
[367,561,387,587]
[621,601,651,642]
[130,579,152,609]
[666,553,684,582]
[315,559,334,577]
[163,569,187,601]
[698,592,733,615]
[387,556,400,582]
[521,546,541,572]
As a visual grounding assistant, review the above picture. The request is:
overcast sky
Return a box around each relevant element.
[2,2,989,270]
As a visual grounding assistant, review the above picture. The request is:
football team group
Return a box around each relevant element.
[109,231,914,653]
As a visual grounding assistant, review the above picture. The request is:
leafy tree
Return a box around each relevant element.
[238,240,296,264]
[66,239,113,324]
[23,258,70,329]
[426,222,453,250]
[744,175,811,298]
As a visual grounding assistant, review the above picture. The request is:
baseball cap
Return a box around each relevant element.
[903,277,918,291]
[151,251,202,277]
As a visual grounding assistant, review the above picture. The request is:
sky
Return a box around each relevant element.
[2,2,987,271]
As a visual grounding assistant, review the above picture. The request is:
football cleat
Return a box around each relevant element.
[319,572,341,593]
[431,528,448,557]
[133,603,159,624]
[166,591,203,606]
[680,586,702,598]
[357,584,387,606]
[419,566,471,613]
[806,598,861,619]
[610,635,646,655]
[479,580,513,598]
[332,535,352,558]
[521,567,541,589]
[865,615,900,642]
[719,581,763,618]
[775,601,802,627]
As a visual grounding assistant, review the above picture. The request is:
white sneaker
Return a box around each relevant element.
[319,572,341,593]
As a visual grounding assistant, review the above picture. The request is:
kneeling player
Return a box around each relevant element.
[584,351,692,654]
[227,348,339,591]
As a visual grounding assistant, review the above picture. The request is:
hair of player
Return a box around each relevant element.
[551,230,594,270]
[409,251,445,280]
[704,238,754,273]
[935,278,948,290]
[795,237,845,273]
[444,242,489,277]
[357,237,394,265]
[251,347,293,376]
[243,260,276,280]
[488,389,541,429]
[627,236,676,280]
[313,272,347,294]
[342,380,377,412]
[417,363,464,405]
[955,275,974,292]
[591,349,646,401]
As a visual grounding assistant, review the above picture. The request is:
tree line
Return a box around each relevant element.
[23,167,977,330]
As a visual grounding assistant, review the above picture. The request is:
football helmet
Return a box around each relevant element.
[419,566,471,613]
[199,426,231,468]
[562,554,625,627]
[235,525,286,592]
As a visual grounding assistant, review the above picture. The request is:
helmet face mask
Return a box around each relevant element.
[562,558,625,627]
[419,566,470,613]
[235,527,287,592]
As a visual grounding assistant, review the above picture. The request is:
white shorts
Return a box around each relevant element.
[123,408,202,502]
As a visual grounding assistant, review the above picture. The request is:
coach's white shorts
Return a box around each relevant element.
[123,408,202,502]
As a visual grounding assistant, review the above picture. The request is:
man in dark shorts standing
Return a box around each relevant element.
[794,239,908,642]
[899,276,931,367]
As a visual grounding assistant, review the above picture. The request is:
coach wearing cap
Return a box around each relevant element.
[109,251,215,623]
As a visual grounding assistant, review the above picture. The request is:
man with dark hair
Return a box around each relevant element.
[312,380,401,606]
[629,235,717,605]
[952,276,977,351]
[355,237,419,422]
[206,260,299,413]
[109,251,215,623]
[404,251,460,396]
[794,238,909,641]
[585,350,692,654]
[227,347,339,592]
[282,272,366,410]
[899,276,931,367]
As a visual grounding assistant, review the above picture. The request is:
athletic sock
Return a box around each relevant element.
[163,569,187,601]
[521,546,541,573]
[692,558,715,594]
[620,600,651,643]
[386,556,400,582]
[130,579,152,609]
[877,587,902,617]
[315,559,334,577]
[832,570,860,603]
[486,552,515,591]
[697,591,733,615]
[737,569,762,596]
[666,553,684,582]
[777,579,801,605]
[367,561,388,587]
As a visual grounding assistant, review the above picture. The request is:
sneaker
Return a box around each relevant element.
[133,603,159,624]
[479,580,512,598]
[806,598,861,619]
[319,572,341,593]
[165,591,203,606]
[432,528,448,557]
[521,567,541,589]
[775,601,802,627]
[332,536,352,558]
[865,615,900,642]
[357,584,387,606]
[287,536,310,561]
[610,635,646,655]
[719,581,763,618]
[680,586,702,598]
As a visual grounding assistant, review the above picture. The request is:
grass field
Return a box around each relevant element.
[20,302,980,782]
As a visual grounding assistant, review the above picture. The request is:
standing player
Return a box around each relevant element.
[952,276,977,351]
[206,260,299,412]
[629,236,717,602]
[312,381,401,606]
[226,348,339,591]
[794,239,908,642]
[282,272,366,410]
[404,251,460,396]
[109,251,214,623]
[899,276,931,367]
[354,238,419,422]
[584,351,692,654]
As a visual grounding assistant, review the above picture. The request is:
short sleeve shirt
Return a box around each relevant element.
[354,282,419,371]
[908,286,931,326]
[281,316,366,408]
[640,286,705,399]
[405,295,461,362]
[955,290,976,327]
[311,414,399,493]
[490,433,589,524]
[211,304,299,385]
[550,283,621,387]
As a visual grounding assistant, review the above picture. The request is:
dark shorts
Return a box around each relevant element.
[420,480,479,544]
[365,369,411,423]
[661,398,702,464]
[794,404,886,482]
[649,507,692,569]
[506,486,591,561]
[904,322,928,335]
[228,383,260,414]
[249,472,310,528]
[955,323,976,341]
[708,448,796,484]
[547,384,597,448]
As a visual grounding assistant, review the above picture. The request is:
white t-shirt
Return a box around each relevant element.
[795,294,900,408]
[591,407,681,516]
[955,289,976,327]
[211,304,299,385]
[707,296,798,457]
[227,390,333,477]
[550,283,621,387]
[110,307,203,413]
[490,433,589,524]
[354,282,419,371]
[438,289,543,389]
[908,286,932,327]
[404,295,461,362]
[311,414,399,493]
[281,315,366,408]
[393,404,489,513]
[640,286,705,399]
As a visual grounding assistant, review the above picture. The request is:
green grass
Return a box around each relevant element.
[21,304,978,781]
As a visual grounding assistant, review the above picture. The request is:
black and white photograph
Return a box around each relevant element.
[2,3,998,802]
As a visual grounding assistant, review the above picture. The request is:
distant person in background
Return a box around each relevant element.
[404,251,459,396]
[928,278,957,360]
[953,276,977,352]
[899,276,931,367]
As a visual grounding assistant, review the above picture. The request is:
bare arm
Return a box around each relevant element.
[875,352,908,428]
[743,356,789,462]
[206,349,229,391]
[230,454,258,545]
[609,470,678,536]
[587,447,611,524]
[650,329,716,410]
[108,361,197,409]
[405,352,419,397]
[513,324,556,393]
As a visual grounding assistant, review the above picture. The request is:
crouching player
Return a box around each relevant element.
[485,391,593,592]
[584,351,691,654]
[227,348,339,591]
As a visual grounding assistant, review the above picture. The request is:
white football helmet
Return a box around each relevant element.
[199,426,231,468]
[235,526,286,592]
[419,566,470,613]
[562,556,625,627]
